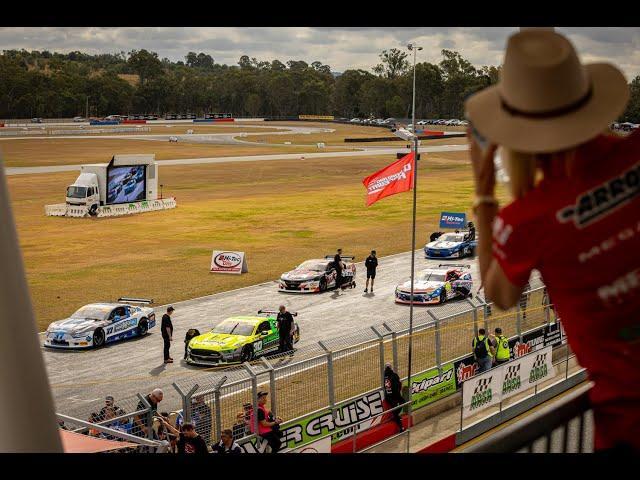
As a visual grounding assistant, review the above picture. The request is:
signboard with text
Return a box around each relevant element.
[210,251,248,274]
[439,212,466,229]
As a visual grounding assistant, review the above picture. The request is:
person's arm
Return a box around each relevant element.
[160,418,180,436]
[468,130,525,310]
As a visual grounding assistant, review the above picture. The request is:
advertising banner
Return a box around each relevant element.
[405,363,457,411]
[362,152,414,206]
[462,346,556,418]
[299,115,334,120]
[462,369,502,418]
[239,390,385,453]
[210,251,248,274]
[291,436,332,453]
[439,212,467,229]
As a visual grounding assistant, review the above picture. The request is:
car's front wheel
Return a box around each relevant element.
[137,318,148,337]
[240,345,254,362]
[319,278,327,292]
[93,328,106,348]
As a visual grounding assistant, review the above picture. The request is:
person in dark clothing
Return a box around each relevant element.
[333,248,344,293]
[466,221,476,241]
[161,306,174,364]
[364,250,378,294]
[161,421,209,454]
[184,328,200,360]
[212,429,243,454]
[134,388,163,437]
[276,305,294,353]
[383,364,405,432]
[430,231,443,242]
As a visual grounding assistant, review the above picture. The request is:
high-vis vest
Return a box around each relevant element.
[495,335,510,361]
[473,335,493,358]
[249,405,272,435]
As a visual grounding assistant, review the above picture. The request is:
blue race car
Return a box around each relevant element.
[424,229,476,259]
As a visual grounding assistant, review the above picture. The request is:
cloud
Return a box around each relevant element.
[0,27,638,79]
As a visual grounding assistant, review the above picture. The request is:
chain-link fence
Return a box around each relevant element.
[164,279,555,448]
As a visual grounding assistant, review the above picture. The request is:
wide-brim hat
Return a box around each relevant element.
[465,30,629,153]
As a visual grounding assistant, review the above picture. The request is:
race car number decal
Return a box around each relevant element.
[106,318,137,335]
[254,340,263,351]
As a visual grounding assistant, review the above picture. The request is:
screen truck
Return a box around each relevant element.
[46,154,176,218]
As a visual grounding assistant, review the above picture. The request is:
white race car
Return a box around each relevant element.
[44,298,156,349]
[279,256,357,293]
[395,265,473,305]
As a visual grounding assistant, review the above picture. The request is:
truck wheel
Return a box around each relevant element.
[89,204,98,216]
[93,328,106,347]
[240,345,254,362]
[137,318,148,337]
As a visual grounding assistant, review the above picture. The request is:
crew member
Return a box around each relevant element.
[493,328,510,365]
[161,306,174,364]
[276,305,294,353]
[472,328,495,373]
[383,363,405,432]
[364,250,378,294]
[334,248,344,293]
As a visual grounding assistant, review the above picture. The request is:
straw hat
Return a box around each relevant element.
[465,30,629,153]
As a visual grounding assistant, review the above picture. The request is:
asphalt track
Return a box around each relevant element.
[44,249,489,415]
[5,145,469,176]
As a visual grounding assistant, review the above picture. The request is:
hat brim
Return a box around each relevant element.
[465,64,629,153]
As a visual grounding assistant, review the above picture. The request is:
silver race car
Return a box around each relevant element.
[44,298,156,349]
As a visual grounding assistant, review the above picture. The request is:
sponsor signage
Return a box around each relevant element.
[462,346,556,418]
[439,212,466,229]
[299,115,334,120]
[454,322,564,388]
[239,390,385,453]
[291,436,332,453]
[210,251,248,274]
[404,363,457,411]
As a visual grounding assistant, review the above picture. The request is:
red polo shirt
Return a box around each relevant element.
[492,130,640,450]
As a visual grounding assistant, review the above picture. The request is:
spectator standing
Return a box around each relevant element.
[276,305,294,353]
[364,250,378,294]
[232,403,252,441]
[249,390,283,453]
[493,328,511,365]
[383,363,405,432]
[212,429,243,454]
[161,306,175,364]
[472,328,495,373]
[465,30,640,450]
[134,388,163,436]
[191,395,212,442]
[333,248,344,294]
[161,421,209,454]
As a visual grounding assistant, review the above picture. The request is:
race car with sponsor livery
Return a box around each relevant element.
[44,298,155,349]
[424,229,476,259]
[186,310,301,366]
[279,255,356,293]
[395,265,472,305]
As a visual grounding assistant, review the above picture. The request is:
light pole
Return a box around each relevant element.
[406,42,422,450]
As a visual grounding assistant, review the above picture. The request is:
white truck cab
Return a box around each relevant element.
[66,172,100,213]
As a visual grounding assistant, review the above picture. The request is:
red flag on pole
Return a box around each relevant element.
[362,152,415,206]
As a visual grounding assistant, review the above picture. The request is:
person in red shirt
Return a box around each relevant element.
[465,29,639,451]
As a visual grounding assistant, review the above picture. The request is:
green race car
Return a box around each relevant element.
[186,310,300,366]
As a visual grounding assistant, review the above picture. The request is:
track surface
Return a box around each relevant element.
[43,249,480,414]
[6,145,468,176]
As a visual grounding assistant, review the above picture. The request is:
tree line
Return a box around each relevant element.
[0,47,638,123]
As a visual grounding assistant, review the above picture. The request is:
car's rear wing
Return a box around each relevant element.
[258,309,298,317]
[438,264,471,269]
[118,297,154,305]
[324,255,355,261]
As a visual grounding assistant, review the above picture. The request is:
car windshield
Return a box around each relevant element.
[70,306,111,320]
[441,234,465,242]
[296,261,326,272]
[212,320,255,336]
[419,272,446,282]
[66,186,87,198]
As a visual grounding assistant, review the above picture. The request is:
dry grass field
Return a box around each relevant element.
[7,148,508,331]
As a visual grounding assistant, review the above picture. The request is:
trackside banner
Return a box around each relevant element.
[439,212,466,229]
[299,115,334,120]
[362,152,414,206]
[239,390,385,453]
[404,363,457,411]
[210,251,248,274]
[462,346,555,418]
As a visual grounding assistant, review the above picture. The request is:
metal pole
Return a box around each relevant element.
[406,42,421,451]
[0,156,63,452]
[319,341,336,418]
[212,375,227,444]
[383,322,398,371]
[371,326,386,389]
[261,357,277,417]
[427,310,442,375]
[242,362,260,437]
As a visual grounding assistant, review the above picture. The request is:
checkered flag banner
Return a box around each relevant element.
[504,364,520,381]
[473,376,492,395]
[532,353,547,370]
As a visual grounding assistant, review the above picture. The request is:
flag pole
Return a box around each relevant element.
[406,42,422,449]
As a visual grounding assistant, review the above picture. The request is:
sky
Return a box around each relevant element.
[1,27,639,80]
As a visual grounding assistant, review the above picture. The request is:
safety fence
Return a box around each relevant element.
[165,279,559,451]
[53,277,563,452]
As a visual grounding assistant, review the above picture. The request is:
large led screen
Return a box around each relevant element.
[107,165,146,204]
